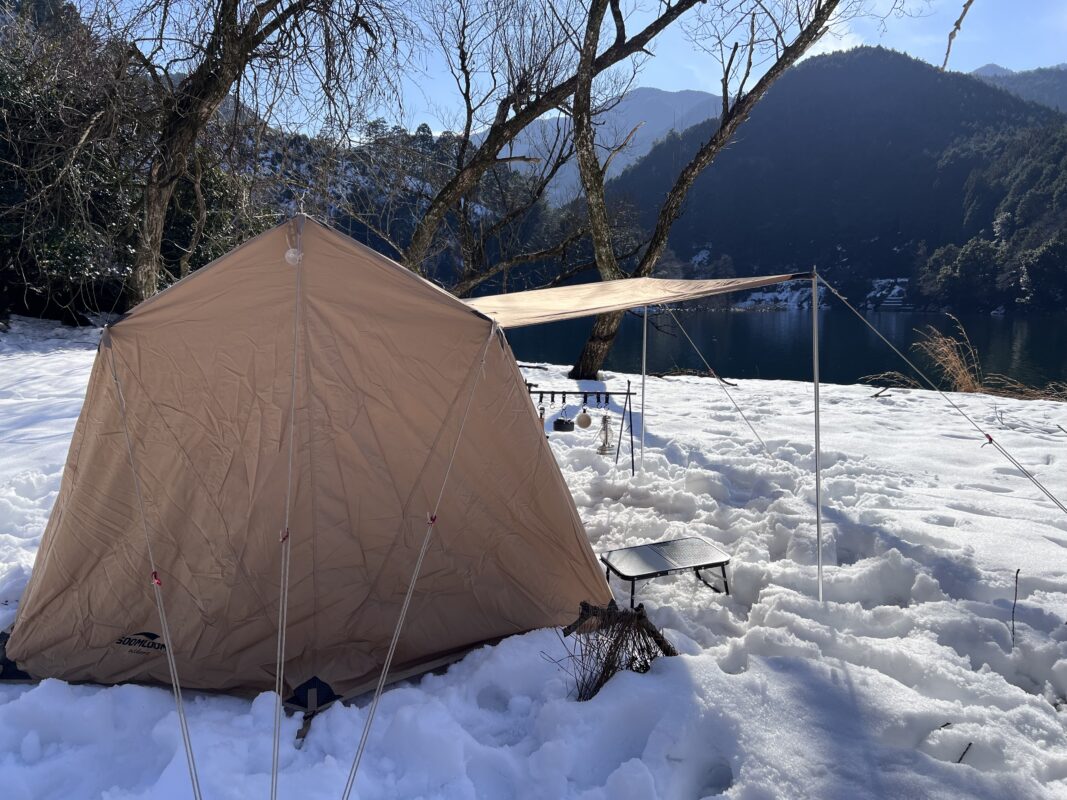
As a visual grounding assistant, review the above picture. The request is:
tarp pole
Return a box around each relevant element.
[812,273,824,603]
[640,306,648,471]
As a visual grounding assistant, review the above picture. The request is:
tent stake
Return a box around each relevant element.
[640,306,648,472]
[812,273,824,603]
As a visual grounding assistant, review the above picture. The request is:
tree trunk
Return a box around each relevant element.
[130,174,177,302]
[126,7,255,303]
[572,0,620,283]
[130,78,229,303]
[569,310,625,379]
[567,0,624,381]
[569,0,840,378]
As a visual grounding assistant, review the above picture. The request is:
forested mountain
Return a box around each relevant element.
[607,47,1067,309]
[972,63,1067,113]
[919,125,1067,310]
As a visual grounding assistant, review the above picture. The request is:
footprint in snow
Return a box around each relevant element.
[922,514,959,528]
[958,482,1014,495]
[946,502,999,518]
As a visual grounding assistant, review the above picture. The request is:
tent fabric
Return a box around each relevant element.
[465,274,804,328]
[7,217,611,703]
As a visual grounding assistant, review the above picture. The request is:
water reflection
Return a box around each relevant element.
[505,309,1067,385]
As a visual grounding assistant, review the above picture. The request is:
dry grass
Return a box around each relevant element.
[862,315,1067,401]
[914,315,985,393]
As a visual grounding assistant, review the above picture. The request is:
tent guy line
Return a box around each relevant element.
[818,274,1067,517]
[106,329,204,800]
[340,325,497,800]
[665,306,773,459]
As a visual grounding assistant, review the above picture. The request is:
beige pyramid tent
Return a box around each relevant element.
[6,217,614,706]
[7,216,800,710]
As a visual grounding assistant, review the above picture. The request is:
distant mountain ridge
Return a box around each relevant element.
[496,86,720,203]
[971,63,1067,112]
[972,63,1015,78]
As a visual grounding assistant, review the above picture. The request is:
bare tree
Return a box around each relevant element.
[397,0,710,276]
[82,0,408,302]
[327,0,659,299]
[0,9,149,320]
[567,0,907,378]
[340,119,585,295]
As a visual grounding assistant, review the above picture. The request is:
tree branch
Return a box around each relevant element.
[635,0,840,278]
[942,0,976,70]
[403,0,706,270]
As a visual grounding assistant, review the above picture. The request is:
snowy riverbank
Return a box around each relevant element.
[2,316,1067,799]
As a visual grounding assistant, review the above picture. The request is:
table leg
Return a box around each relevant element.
[694,567,724,594]
[630,580,636,609]
[720,564,730,596]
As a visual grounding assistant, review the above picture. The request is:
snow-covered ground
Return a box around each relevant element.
[3,315,1067,799]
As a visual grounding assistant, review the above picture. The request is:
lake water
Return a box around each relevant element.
[506,309,1067,386]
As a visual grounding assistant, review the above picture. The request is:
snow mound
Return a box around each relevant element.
[2,319,1067,798]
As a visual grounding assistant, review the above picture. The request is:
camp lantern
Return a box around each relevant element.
[597,414,614,455]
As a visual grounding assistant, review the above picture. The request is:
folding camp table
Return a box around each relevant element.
[599,536,731,609]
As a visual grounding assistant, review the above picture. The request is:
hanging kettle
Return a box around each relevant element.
[553,405,575,432]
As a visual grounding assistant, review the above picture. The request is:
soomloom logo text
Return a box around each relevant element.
[115,631,166,653]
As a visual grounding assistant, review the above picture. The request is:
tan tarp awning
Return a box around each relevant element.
[8,217,611,704]
[466,274,803,328]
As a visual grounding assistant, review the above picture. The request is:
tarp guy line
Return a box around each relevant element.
[106,331,203,800]
[819,273,1067,517]
[665,307,773,459]
[339,325,497,800]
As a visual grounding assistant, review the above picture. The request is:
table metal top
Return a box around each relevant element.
[600,536,731,580]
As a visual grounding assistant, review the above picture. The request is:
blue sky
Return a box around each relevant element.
[636,0,1067,94]
[399,1,1067,130]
